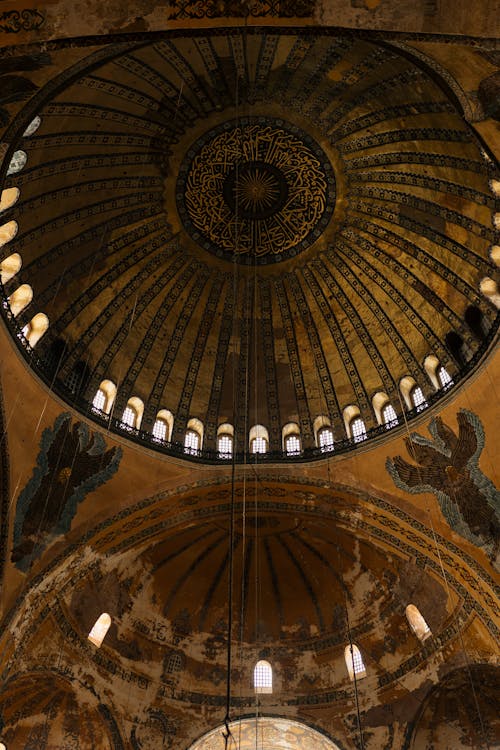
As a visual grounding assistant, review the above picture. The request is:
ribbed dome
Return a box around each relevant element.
[2,30,497,455]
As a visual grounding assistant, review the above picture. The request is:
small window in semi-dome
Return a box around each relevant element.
[88,613,111,648]
[218,432,233,457]
[285,433,301,455]
[152,409,174,443]
[92,380,116,415]
[7,150,27,176]
[344,644,366,681]
[249,424,269,454]
[23,116,41,137]
[254,660,272,694]
[382,403,398,428]
[0,187,20,213]
[0,220,18,248]
[121,397,144,430]
[318,426,334,451]
[405,604,432,642]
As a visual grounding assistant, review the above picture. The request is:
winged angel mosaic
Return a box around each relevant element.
[12,413,122,571]
[386,409,500,568]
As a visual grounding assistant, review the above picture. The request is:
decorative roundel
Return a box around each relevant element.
[177,117,336,264]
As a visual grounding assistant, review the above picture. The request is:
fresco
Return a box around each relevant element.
[12,412,122,571]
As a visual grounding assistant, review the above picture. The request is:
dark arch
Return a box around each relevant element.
[465,305,489,340]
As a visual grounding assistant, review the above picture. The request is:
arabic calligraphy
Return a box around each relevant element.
[178,119,335,263]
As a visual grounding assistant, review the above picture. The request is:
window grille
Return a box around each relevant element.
[411,386,428,412]
[285,434,301,455]
[184,429,200,453]
[218,433,233,456]
[253,660,272,694]
[122,406,136,428]
[251,436,267,454]
[92,389,106,412]
[318,427,334,451]
[382,403,398,428]
[344,644,366,680]
[152,418,167,442]
[350,417,367,443]
[437,366,453,390]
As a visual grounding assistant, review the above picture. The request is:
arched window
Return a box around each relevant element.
[92,379,116,415]
[88,613,111,648]
[283,422,301,455]
[479,277,500,308]
[372,391,398,428]
[350,417,367,443]
[185,418,203,454]
[0,187,20,213]
[217,423,234,457]
[410,385,427,412]
[153,409,174,443]
[314,415,334,452]
[65,360,91,395]
[445,331,467,367]
[0,220,18,248]
[253,660,272,694]
[436,365,453,390]
[405,604,431,642]
[344,644,366,681]
[0,253,22,284]
[23,115,41,137]
[249,424,268,454]
[7,150,27,176]
[21,312,48,346]
[491,246,500,266]
[381,403,398,428]
[8,283,32,316]
[121,396,144,430]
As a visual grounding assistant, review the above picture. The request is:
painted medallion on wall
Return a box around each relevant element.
[177,117,335,263]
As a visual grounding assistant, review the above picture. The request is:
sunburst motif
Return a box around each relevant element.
[235,168,281,213]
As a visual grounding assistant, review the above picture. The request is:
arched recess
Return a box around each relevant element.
[410,665,499,749]
[187,717,342,750]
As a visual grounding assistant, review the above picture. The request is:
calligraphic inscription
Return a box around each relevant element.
[177,118,335,264]
[168,0,315,20]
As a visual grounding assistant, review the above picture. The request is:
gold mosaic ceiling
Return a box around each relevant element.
[2,30,498,452]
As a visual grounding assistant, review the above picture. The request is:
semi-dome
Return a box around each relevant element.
[1,29,498,459]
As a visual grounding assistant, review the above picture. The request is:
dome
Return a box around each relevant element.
[1,30,497,459]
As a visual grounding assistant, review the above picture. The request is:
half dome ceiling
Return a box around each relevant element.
[2,29,498,454]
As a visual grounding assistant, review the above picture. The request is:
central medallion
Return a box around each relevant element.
[177,118,335,264]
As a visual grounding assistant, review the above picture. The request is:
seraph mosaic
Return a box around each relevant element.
[386,409,500,568]
[12,413,122,571]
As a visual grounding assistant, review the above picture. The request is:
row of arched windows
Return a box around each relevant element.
[1,118,49,346]
[88,604,431,686]
[91,359,453,456]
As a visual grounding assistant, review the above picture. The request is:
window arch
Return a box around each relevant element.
[400,376,427,412]
[405,604,431,642]
[217,423,234,457]
[249,424,269,454]
[153,409,174,443]
[7,150,27,176]
[23,115,41,137]
[22,312,48,346]
[253,660,272,694]
[0,220,18,248]
[444,331,467,367]
[121,396,144,429]
[490,246,500,266]
[88,613,111,648]
[372,391,398,428]
[343,404,367,442]
[282,422,301,455]
[344,644,366,681]
[0,187,20,213]
[8,283,32,316]
[92,379,116,415]
[423,355,453,391]
[185,417,203,454]
[0,253,22,284]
